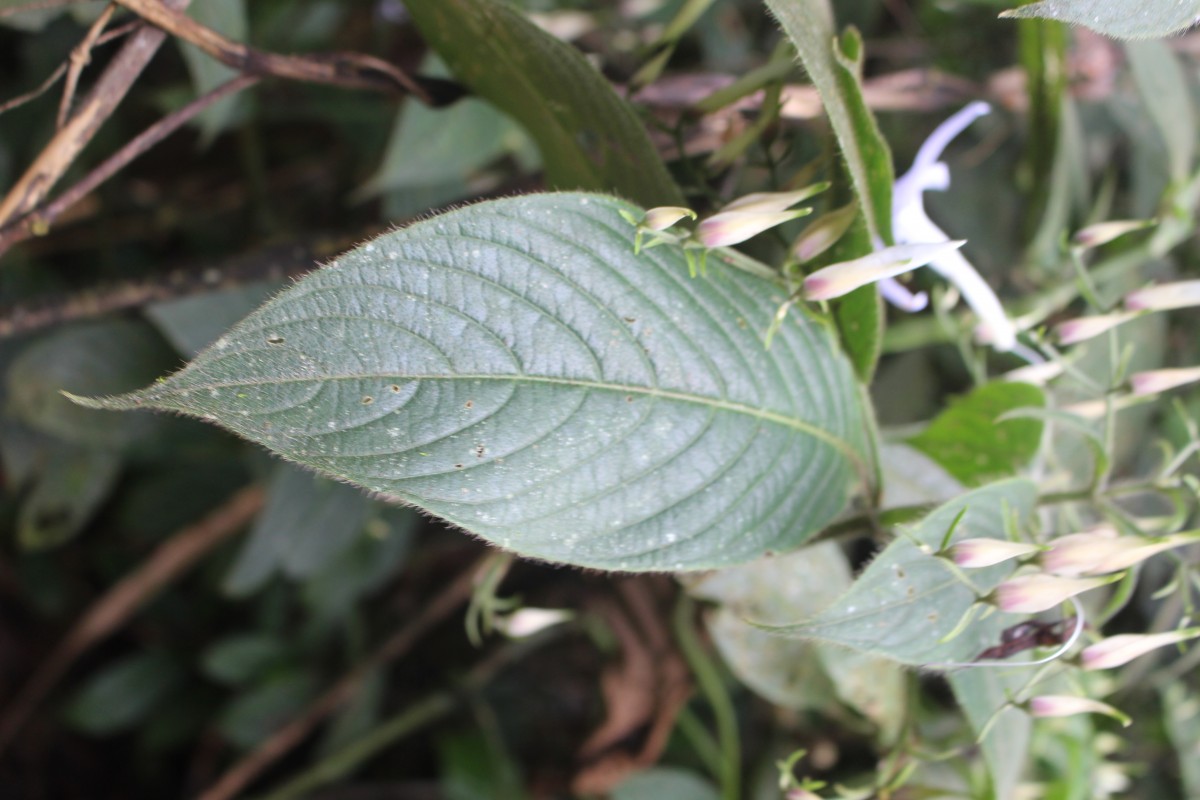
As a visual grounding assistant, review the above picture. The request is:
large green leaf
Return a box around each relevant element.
[1000,0,1200,39]
[403,0,682,208]
[761,479,1037,666]
[74,193,871,572]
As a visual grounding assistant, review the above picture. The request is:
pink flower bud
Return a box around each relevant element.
[641,206,696,231]
[802,241,965,301]
[950,538,1041,568]
[1124,279,1200,311]
[695,209,812,248]
[1043,528,1200,576]
[791,203,858,263]
[1054,311,1142,345]
[1082,628,1200,670]
[1130,366,1200,396]
[1028,695,1131,726]
[1071,219,1155,249]
[992,573,1120,613]
[718,184,829,214]
[1002,361,1064,386]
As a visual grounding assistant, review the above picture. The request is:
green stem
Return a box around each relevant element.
[673,595,740,800]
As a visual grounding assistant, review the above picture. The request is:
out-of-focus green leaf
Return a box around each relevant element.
[318,668,384,757]
[999,0,1200,39]
[612,768,721,800]
[1161,683,1200,797]
[218,672,315,749]
[949,667,1031,800]
[878,441,963,509]
[65,651,183,735]
[438,729,526,800]
[222,463,371,596]
[201,634,289,685]
[817,646,907,743]
[402,0,682,207]
[1127,41,1195,184]
[148,282,282,357]
[178,0,247,142]
[760,479,1037,666]
[908,382,1045,486]
[301,507,415,621]
[17,443,121,550]
[6,320,177,449]
[76,194,872,572]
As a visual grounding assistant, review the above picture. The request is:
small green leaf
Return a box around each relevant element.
[65,652,183,735]
[908,382,1045,486]
[201,634,290,686]
[760,479,1037,666]
[73,193,872,572]
[403,0,682,208]
[999,0,1200,39]
[17,443,121,550]
[218,672,315,750]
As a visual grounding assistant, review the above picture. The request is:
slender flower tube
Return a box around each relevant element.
[1043,527,1200,577]
[1130,366,1200,396]
[949,537,1041,568]
[1081,628,1200,670]
[803,241,965,301]
[889,101,1019,352]
[1055,311,1143,345]
[1125,279,1200,311]
[1028,695,1131,726]
[992,573,1121,613]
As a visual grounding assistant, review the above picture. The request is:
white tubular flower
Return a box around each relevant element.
[1028,695,1131,726]
[890,101,1018,352]
[1125,279,1200,311]
[949,537,1041,568]
[1082,628,1200,670]
[1130,366,1200,396]
[803,241,965,301]
[1043,527,1200,577]
[992,573,1121,613]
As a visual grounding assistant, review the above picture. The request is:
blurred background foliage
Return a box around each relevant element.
[1,0,1199,798]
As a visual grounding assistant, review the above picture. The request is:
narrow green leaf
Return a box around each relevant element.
[908,382,1045,486]
[403,0,682,208]
[74,193,872,572]
[760,479,1037,666]
[1000,0,1200,39]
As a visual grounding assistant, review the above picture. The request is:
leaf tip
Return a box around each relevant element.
[61,389,143,411]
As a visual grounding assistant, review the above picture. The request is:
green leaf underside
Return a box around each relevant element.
[762,479,1037,666]
[80,194,869,571]
[1001,0,1200,39]
[403,0,683,208]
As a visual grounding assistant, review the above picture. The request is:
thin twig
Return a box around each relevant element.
[58,3,118,129]
[0,63,69,116]
[0,0,191,230]
[0,0,87,18]
[0,73,260,256]
[0,485,264,756]
[113,0,430,102]
[196,553,489,800]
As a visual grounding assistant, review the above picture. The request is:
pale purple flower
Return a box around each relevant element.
[949,537,1041,568]
[992,573,1120,613]
[1028,695,1131,726]
[1082,628,1200,670]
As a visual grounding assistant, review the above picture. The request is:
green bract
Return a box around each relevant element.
[75,193,873,571]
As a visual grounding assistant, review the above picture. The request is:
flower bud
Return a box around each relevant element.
[1129,366,1200,396]
[802,241,965,301]
[1124,279,1200,312]
[1043,527,1200,576]
[496,608,573,638]
[949,538,1041,568]
[641,206,696,231]
[1028,695,1131,726]
[1071,219,1155,249]
[1081,628,1200,670]
[1002,361,1064,386]
[1055,311,1142,345]
[695,209,812,248]
[991,573,1120,613]
[718,184,829,214]
[791,203,858,263]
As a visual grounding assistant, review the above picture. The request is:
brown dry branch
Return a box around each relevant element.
[58,3,119,129]
[0,0,191,230]
[0,73,260,257]
[195,554,489,800]
[113,0,429,102]
[0,484,265,756]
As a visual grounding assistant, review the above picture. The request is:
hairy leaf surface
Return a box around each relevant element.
[78,193,871,571]
[1000,0,1200,39]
